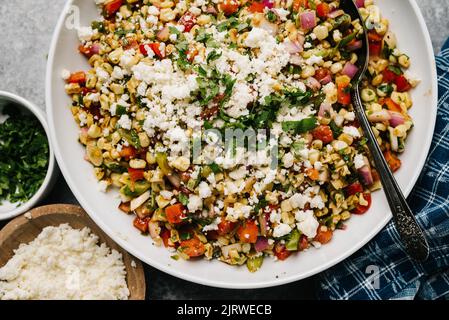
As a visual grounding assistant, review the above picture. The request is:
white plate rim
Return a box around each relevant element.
[46,0,438,289]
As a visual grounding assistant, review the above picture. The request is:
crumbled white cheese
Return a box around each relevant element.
[295,210,319,238]
[203,217,222,232]
[117,115,132,130]
[187,195,203,213]
[343,126,361,138]
[273,223,292,238]
[354,154,366,169]
[0,224,129,300]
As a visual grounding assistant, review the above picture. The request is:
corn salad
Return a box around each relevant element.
[64,0,416,272]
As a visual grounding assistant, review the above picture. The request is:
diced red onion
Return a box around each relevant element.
[328,9,344,19]
[262,0,274,9]
[356,0,366,8]
[167,173,181,188]
[284,40,303,54]
[388,111,405,128]
[318,102,332,117]
[156,26,170,41]
[347,40,363,51]
[255,237,270,252]
[91,43,100,55]
[389,127,399,152]
[306,77,321,91]
[206,5,217,15]
[289,54,303,65]
[342,62,359,79]
[368,110,392,122]
[300,11,317,30]
[358,158,374,186]
[319,74,332,85]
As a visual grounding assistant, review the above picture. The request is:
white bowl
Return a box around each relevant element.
[46,0,438,288]
[0,91,58,221]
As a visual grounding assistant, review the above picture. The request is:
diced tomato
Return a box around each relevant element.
[104,0,122,17]
[345,181,364,196]
[68,71,86,84]
[384,97,402,113]
[368,31,383,42]
[337,83,351,105]
[120,146,137,160]
[369,41,382,56]
[316,3,330,18]
[395,75,412,92]
[133,216,149,233]
[217,219,237,236]
[165,203,187,224]
[219,0,240,16]
[383,68,398,83]
[352,193,372,214]
[161,228,176,248]
[292,0,309,12]
[179,238,206,257]
[298,235,309,251]
[139,43,165,58]
[336,76,351,105]
[78,45,95,58]
[384,151,402,172]
[248,1,265,13]
[274,243,291,261]
[314,68,331,82]
[178,12,197,32]
[128,168,145,182]
[314,226,333,244]
[305,168,320,181]
[312,125,334,144]
[236,220,259,244]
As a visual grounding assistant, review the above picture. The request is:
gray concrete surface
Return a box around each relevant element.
[0,0,448,300]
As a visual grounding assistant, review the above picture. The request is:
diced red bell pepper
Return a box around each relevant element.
[292,0,309,12]
[369,41,382,56]
[165,203,187,224]
[179,238,206,257]
[104,0,123,17]
[219,0,240,15]
[383,68,398,83]
[248,2,265,13]
[236,220,259,244]
[312,125,334,144]
[68,71,86,84]
[316,3,330,18]
[384,98,402,113]
[345,181,364,196]
[274,243,291,260]
[384,151,402,172]
[133,216,149,233]
[139,43,165,58]
[217,219,237,236]
[128,168,145,182]
[314,227,333,244]
[395,75,412,92]
[120,146,137,160]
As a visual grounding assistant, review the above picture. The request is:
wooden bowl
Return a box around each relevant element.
[0,204,146,300]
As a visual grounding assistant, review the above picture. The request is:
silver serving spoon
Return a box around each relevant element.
[340,0,430,261]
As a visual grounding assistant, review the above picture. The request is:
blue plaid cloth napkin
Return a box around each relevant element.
[317,38,449,300]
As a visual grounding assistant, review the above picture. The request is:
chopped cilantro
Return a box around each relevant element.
[282,117,318,134]
[0,105,49,204]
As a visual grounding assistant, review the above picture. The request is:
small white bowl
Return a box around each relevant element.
[0,91,58,221]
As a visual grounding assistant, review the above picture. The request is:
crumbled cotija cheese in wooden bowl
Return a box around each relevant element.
[0,224,130,300]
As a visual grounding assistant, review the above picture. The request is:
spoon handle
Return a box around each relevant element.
[351,86,430,261]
